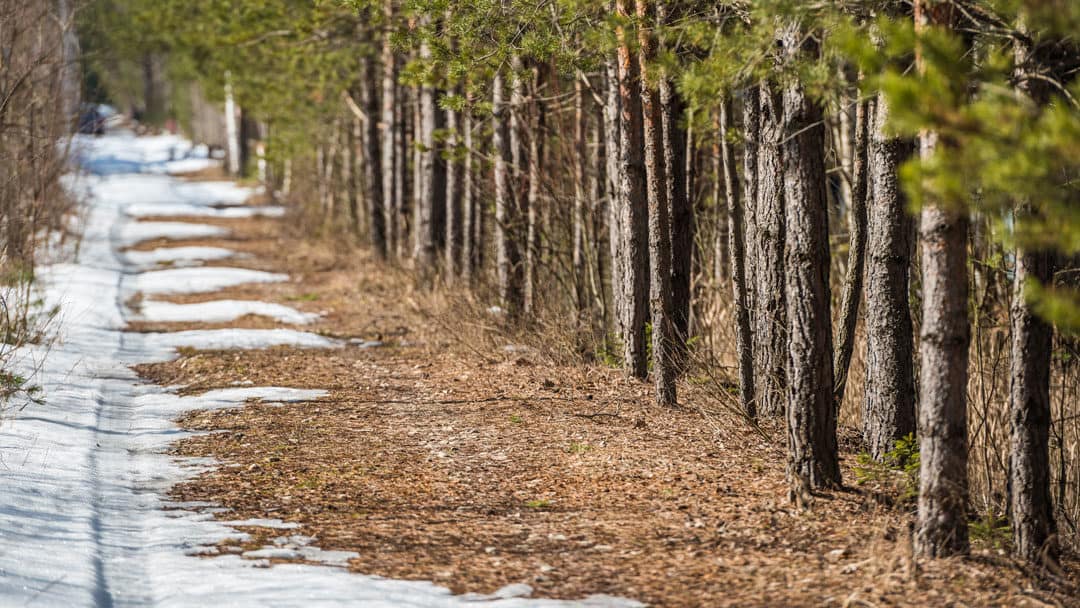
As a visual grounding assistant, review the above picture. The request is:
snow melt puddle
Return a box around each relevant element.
[0,133,639,607]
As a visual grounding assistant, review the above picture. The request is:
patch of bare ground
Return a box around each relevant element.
[131,213,1079,607]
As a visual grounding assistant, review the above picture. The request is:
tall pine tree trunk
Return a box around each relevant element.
[604,58,623,342]
[380,13,398,259]
[914,0,970,558]
[1008,23,1056,566]
[509,54,529,315]
[524,69,544,315]
[753,85,787,417]
[591,103,610,332]
[414,29,445,276]
[720,98,755,418]
[415,76,437,270]
[614,0,649,378]
[573,77,588,314]
[833,97,870,407]
[863,95,916,460]
[657,4,691,363]
[494,68,523,314]
[361,57,386,256]
[462,107,480,281]
[446,101,464,277]
[637,0,676,405]
[742,87,759,341]
[781,26,840,498]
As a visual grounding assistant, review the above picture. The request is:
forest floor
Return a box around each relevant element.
[131,181,1080,607]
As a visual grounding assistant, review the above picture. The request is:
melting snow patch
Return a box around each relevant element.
[139,328,339,354]
[193,387,326,406]
[120,220,227,246]
[242,543,358,568]
[349,338,385,349]
[123,246,236,268]
[224,519,302,530]
[133,267,287,294]
[123,202,285,219]
[138,299,318,324]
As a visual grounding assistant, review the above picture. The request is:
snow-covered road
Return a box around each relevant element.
[0,133,638,607]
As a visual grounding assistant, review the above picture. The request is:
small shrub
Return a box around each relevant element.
[854,433,920,505]
[970,513,1011,551]
[594,335,622,368]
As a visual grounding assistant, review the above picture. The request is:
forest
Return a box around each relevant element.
[1,0,1079,605]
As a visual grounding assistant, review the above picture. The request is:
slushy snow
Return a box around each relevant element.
[0,132,640,607]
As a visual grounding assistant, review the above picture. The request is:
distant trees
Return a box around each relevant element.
[83,0,1080,568]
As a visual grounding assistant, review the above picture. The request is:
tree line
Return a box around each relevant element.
[79,0,1080,568]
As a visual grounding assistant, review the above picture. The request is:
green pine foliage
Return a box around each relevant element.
[81,0,1080,331]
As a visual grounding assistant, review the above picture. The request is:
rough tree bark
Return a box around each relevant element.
[753,84,787,417]
[720,98,755,418]
[863,95,916,460]
[742,86,759,336]
[1009,249,1056,565]
[914,0,971,558]
[781,26,840,498]
[657,3,691,364]
[833,98,870,408]
[614,1,649,378]
[1008,23,1056,566]
[637,0,676,405]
